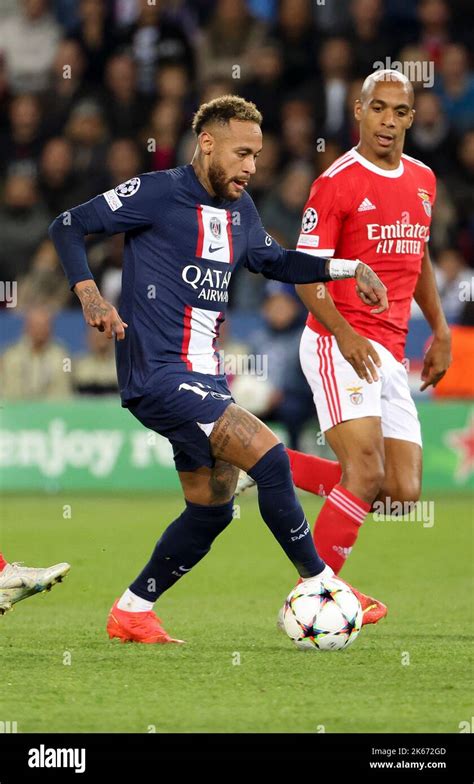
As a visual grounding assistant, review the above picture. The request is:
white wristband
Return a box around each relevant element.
[328,259,360,280]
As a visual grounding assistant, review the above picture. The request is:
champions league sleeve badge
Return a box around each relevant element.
[115,177,141,198]
[301,207,318,233]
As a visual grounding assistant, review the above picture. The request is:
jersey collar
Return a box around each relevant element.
[351,147,404,178]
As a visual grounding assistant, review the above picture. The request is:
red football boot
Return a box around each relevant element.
[292,575,387,625]
[338,579,387,625]
[106,599,185,644]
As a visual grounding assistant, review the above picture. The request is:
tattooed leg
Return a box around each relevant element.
[178,460,239,505]
[209,404,280,469]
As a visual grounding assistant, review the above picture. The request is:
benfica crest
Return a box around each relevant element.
[418,188,432,217]
[347,386,363,405]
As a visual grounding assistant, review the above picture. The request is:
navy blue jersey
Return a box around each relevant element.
[51,165,332,404]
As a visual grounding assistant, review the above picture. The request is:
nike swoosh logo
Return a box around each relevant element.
[179,566,192,572]
[208,244,224,253]
[290,518,307,534]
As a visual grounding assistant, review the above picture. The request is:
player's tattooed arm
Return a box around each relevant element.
[354,262,388,314]
[74,279,128,340]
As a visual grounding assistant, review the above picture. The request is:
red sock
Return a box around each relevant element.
[287,448,342,497]
[313,484,371,574]
[0,553,8,572]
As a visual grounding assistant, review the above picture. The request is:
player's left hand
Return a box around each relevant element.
[420,332,452,391]
[354,262,389,314]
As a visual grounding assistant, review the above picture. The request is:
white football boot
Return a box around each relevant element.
[234,469,256,497]
[0,562,71,615]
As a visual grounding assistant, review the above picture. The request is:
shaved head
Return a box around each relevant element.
[354,69,415,168]
[360,69,414,106]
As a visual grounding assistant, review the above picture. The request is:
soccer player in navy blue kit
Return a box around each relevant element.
[50,96,387,644]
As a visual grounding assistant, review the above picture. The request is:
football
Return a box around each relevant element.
[282,576,362,651]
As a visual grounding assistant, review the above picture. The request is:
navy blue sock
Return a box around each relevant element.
[248,443,325,578]
[130,498,234,601]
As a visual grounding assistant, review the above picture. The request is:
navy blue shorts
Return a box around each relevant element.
[126,367,234,472]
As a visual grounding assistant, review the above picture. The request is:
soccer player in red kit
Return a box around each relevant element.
[239,70,452,624]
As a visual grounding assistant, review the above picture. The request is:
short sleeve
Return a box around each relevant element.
[89,172,170,235]
[296,174,345,258]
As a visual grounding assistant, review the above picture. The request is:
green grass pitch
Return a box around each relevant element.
[1,492,472,733]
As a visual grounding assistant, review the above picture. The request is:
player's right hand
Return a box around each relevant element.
[74,281,128,340]
[334,323,381,383]
[354,262,388,314]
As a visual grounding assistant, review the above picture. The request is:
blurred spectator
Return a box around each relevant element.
[105,138,142,188]
[68,0,117,85]
[416,0,451,65]
[317,37,353,137]
[156,61,190,103]
[73,328,118,395]
[272,0,318,92]
[17,239,70,310]
[434,44,474,134]
[102,53,150,138]
[337,77,364,149]
[1,94,44,178]
[280,98,315,162]
[242,41,284,133]
[260,162,314,247]
[435,248,473,321]
[396,44,433,91]
[0,173,51,280]
[405,91,458,175]
[429,180,458,254]
[38,137,91,216]
[196,0,267,85]
[412,248,471,321]
[199,77,235,104]
[143,99,183,171]
[64,99,109,191]
[0,0,61,93]
[0,55,11,135]
[41,40,93,138]
[0,306,72,400]
[345,0,396,78]
[446,130,474,263]
[119,0,194,94]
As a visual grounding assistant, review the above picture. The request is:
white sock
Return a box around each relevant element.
[302,564,334,582]
[117,588,154,613]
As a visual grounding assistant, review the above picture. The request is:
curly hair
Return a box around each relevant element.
[192,95,262,135]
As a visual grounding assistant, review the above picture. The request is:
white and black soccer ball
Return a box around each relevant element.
[301,207,318,233]
[283,576,362,651]
[115,177,141,198]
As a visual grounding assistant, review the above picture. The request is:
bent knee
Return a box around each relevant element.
[342,450,385,499]
[210,461,239,503]
[381,480,422,505]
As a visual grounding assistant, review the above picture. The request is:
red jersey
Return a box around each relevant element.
[296,147,436,361]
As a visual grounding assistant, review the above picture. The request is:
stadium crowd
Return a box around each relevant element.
[0,0,473,439]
